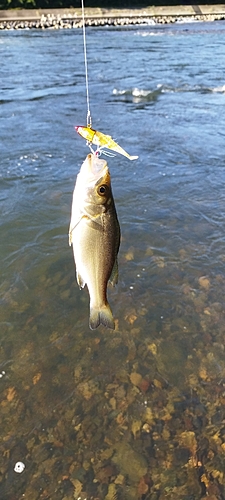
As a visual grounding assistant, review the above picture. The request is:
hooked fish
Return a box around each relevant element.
[75,126,138,161]
[69,153,120,330]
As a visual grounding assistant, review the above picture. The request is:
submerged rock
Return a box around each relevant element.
[112,441,147,483]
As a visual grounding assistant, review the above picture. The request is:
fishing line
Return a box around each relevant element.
[77,5,138,160]
[81,0,92,128]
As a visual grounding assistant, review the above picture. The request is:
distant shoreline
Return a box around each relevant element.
[1,5,225,30]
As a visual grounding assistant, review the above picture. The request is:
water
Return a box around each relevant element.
[1,21,225,500]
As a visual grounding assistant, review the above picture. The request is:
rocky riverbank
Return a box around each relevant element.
[1,5,225,30]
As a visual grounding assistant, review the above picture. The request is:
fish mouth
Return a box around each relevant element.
[80,153,109,183]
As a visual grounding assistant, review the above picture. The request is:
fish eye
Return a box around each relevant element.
[98,184,108,196]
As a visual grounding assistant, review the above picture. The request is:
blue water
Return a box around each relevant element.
[1,21,225,499]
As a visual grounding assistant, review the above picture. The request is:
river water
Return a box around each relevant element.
[1,21,225,500]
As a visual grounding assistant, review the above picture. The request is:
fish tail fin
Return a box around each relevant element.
[89,303,115,330]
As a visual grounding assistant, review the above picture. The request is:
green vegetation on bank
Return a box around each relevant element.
[0,0,222,11]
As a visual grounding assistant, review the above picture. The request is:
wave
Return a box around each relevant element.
[211,85,225,93]
[112,85,163,103]
[112,83,225,102]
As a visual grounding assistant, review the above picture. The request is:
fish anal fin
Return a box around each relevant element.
[109,259,118,287]
[76,271,85,289]
[89,303,115,330]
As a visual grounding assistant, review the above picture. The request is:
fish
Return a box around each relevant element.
[75,125,138,161]
[69,153,120,330]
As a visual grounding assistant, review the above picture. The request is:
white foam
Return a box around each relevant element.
[212,85,225,93]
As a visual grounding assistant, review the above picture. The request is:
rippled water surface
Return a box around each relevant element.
[1,21,225,500]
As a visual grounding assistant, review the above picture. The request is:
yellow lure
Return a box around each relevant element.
[75,126,138,161]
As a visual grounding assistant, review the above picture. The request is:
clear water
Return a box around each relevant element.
[1,21,225,500]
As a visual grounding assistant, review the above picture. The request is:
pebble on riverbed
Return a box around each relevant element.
[0,13,225,30]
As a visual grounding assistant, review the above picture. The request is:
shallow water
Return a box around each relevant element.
[1,21,225,500]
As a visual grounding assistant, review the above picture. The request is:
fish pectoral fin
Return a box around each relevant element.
[109,258,118,287]
[89,303,115,330]
[76,271,86,289]
[68,219,82,246]
[69,214,92,246]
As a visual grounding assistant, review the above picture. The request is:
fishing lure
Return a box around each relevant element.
[75,126,138,161]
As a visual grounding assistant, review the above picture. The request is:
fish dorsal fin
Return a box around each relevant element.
[109,258,118,287]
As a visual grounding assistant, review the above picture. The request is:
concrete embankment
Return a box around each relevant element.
[0,5,225,29]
